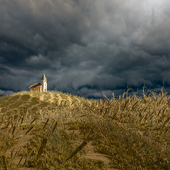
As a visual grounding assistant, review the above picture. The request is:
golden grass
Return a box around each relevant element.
[0,87,170,169]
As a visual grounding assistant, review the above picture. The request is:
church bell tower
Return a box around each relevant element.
[41,72,47,92]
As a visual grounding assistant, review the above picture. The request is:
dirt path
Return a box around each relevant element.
[84,141,112,167]
[27,94,33,103]
[39,93,45,101]
[66,129,114,169]
[7,124,114,170]
[57,93,63,105]
[7,128,34,169]
[67,95,73,106]
[17,93,37,111]
[49,92,54,103]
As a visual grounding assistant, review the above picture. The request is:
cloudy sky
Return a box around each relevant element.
[1,0,170,100]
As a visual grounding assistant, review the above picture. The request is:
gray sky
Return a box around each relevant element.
[1,0,170,100]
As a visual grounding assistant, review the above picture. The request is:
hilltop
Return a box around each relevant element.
[0,91,112,170]
[0,89,170,169]
[0,91,93,116]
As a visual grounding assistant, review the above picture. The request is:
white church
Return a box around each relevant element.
[29,73,47,92]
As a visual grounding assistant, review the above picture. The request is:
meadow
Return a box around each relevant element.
[0,87,170,170]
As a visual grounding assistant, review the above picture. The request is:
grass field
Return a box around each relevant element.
[0,87,170,170]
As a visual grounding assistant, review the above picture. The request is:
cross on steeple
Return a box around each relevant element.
[43,71,45,75]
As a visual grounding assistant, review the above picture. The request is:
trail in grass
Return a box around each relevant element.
[39,93,44,101]
[15,93,35,110]
[67,95,73,106]
[56,93,62,105]
[66,128,114,169]
[7,128,34,168]
[49,92,54,103]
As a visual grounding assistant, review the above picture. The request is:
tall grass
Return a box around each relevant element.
[0,87,170,169]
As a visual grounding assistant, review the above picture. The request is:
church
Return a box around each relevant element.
[29,73,47,92]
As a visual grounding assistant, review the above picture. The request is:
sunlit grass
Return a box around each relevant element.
[0,87,170,169]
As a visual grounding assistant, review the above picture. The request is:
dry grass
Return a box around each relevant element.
[0,87,170,169]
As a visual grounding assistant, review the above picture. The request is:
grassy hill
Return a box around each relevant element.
[0,89,170,170]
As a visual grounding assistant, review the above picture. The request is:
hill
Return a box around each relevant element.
[0,89,170,169]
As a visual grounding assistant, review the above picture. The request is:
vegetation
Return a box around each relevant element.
[0,87,170,169]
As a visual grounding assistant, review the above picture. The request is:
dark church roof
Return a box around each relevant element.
[29,82,42,89]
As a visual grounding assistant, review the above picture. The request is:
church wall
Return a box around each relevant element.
[29,86,41,92]
[40,85,42,92]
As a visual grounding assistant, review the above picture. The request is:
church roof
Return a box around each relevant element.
[41,74,47,80]
[29,82,42,89]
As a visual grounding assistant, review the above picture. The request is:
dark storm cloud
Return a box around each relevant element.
[1,0,170,99]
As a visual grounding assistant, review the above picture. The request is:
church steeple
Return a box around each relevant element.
[41,71,47,92]
[41,74,47,81]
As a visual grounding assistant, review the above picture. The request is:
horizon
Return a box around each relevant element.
[1,85,170,103]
